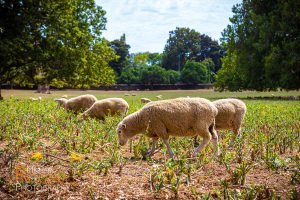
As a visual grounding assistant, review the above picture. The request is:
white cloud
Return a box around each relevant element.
[96,0,242,53]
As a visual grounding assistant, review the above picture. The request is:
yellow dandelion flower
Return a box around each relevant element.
[31,152,43,161]
[70,153,82,162]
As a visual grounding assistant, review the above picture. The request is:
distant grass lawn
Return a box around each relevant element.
[2,89,300,101]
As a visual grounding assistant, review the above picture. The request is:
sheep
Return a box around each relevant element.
[62,95,68,98]
[55,94,97,113]
[30,97,38,101]
[140,98,152,104]
[116,97,219,158]
[131,93,137,96]
[124,93,130,96]
[30,97,42,101]
[156,95,163,99]
[194,98,246,147]
[80,98,129,120]
[214,98,246,145]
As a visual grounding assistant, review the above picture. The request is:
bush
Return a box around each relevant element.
[140,65,169,85]
[166,70,180,84]
[118,66,143,84]
[181,61,208,84]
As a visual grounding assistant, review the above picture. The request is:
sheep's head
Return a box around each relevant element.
[116,122,130,146]
[54,98,67,109]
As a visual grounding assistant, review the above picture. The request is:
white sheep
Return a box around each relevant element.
[80,98,129,120]
[213,98,247,146]
[124,93,130,96]
[62,95,68,98]
[116,97,219,158]
[156,95,163,99]
[30,97,42,101]
[140,98,152,104]
[54,94,97,113]
[131,93,137,96]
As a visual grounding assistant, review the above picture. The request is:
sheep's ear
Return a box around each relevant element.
[122,124,126,129]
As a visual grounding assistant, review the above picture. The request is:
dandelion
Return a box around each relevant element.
[31,152,43,161]
[70,153,82,162]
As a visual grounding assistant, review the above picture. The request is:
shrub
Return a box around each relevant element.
[181,61,208,84]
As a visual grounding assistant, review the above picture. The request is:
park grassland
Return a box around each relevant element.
[0,89,299,199]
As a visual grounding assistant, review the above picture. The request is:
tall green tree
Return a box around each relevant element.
[162,27,224,72]
[0,0,116,96]
[216,0,300,91]
[109,34,130,77]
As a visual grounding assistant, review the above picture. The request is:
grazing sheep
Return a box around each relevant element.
[141,98,152,104]
[194,98,247,147]
[80,98,129,120]
[62,95,68,98]
[124,93,130,96]
[55,94,97,113]
[156,95,163,99]
[30,97,42,101]
[116,97,219,158]
[214,98,246,145]
[131,93,137,96]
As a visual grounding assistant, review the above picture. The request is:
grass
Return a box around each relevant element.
[0,89,299,199]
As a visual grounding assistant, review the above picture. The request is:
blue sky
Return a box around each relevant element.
[96,0,242,53]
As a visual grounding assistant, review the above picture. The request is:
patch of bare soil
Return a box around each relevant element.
[0,142,299,199]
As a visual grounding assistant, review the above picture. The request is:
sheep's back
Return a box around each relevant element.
[144,98,216,137]
[67,95,97,112]
[214,99,246,129]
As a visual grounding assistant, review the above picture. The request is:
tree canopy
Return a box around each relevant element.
[109,34,131,77]
[162,27,224,72]
[0,0,116,95]
[215,0,300,91]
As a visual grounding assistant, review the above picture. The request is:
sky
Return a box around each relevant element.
[96,0,242,53]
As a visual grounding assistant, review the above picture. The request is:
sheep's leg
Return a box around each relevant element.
[147,139,158,156]
[211,131,221,157]
[163,139,174,159]
[194,135,210,157]
[193,136,199,148]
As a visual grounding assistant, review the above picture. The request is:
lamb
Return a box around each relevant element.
[80,98,129,120]
[116,97,219,158]
[140,98,152,104]
[55,94,97,113]
[194,98,246,147]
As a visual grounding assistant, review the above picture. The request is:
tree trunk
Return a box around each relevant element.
[0,85,3,100]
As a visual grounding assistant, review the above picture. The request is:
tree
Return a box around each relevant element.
[131,52,162,66]
[0,0,116,97]
[201,58,216,83]
[181,61,208,84]
[109,34,130,77]
[216,0,300,91]
[162,27,224,72]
